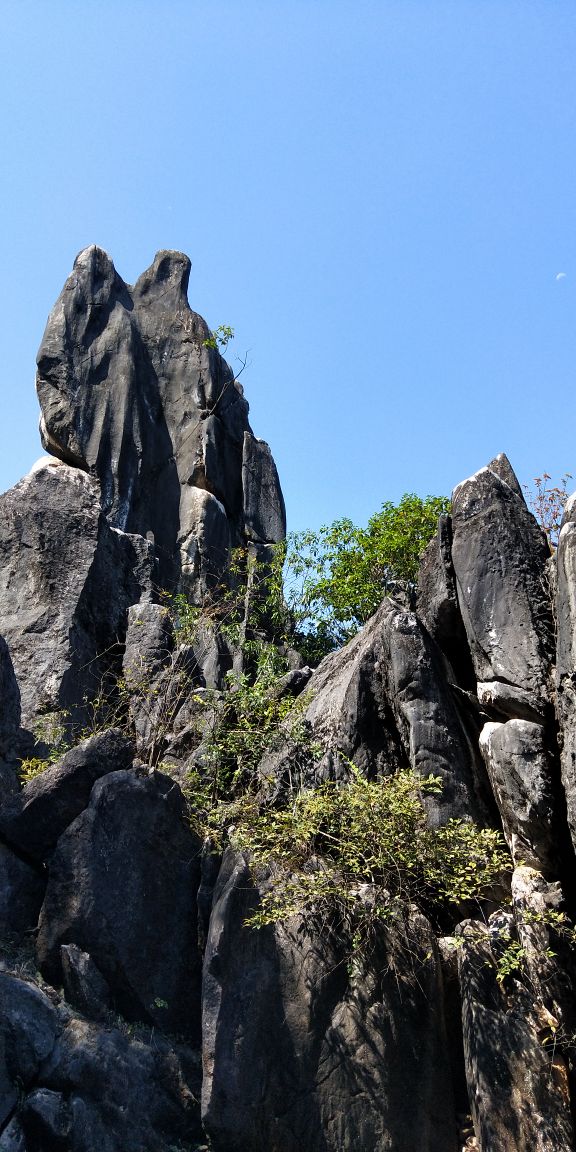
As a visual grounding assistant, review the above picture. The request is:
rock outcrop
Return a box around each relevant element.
[36,246,285,593]
[1,253,576,1151]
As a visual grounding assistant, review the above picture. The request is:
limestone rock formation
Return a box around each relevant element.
[260,594,491,827]
[451,454,554,710]
[36,246,285,592]
[0,460,155,731]
[36,769,203,1040]
[202,850,457,1152]
[2,250,576,1150]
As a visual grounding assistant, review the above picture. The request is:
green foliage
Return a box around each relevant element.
[186,641,314,817]
[286,493,450,655]
[230,767,510,944]
[203,324,235,351]
[523,472,572,549]
[19,709,72,782]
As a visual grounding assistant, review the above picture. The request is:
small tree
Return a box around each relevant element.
[523,473,572,550]
[286,493,449,657]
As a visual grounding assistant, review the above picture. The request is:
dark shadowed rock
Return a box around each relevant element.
[0,729,133,862]
[60,946,112,1022]
[0,974,59,1089]
[0,1117,27,1151]
[416,513,475,689]
[0,638,20,756]
[0,460,155,730]
[0,844,44,938]
[478,720,557,871]
[36,246,285,590]
[458,917,574,1151]
[19,1087,70,1148]
[0,971,202,1152]
[451,455,553,707]
[37,769,203,1039]
[202,849,457,1152]
[262,596,491,826]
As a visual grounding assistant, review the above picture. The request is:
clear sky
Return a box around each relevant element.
[1,0,575,531]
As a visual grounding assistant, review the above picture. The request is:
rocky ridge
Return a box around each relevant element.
[1,248,576,1151]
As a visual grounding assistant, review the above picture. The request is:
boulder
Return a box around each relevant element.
[36,769,203,1039]
[202,849,457,1152]
[0,971,202,1152]
[0,461,155,730]
[59,946,112,1023]
[478,720,557,871]
[451,455,553,708]
[0,729,134,862]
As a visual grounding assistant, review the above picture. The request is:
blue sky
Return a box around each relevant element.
[1,0,575,531]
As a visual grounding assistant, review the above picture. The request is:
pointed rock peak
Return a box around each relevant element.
[486,453,525,501]
[452,454,523,507]
[71,245,119,294]
[132,250,191,306]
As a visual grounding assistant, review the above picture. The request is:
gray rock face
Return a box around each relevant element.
[0,729,134,862]
[0,845,44,939]
[0,639,20,756]
[478,720,557,871]
[263,595,491,826]
[0,971,202,1152]
[458,917,574,1151]
[451,455,553,707]
[416,513,475,689]
[37,769,203,1039]
[0,460,155,730]
[202,850,457,1152]
[555,493,576,853]
[5,240,576,1149]
[36,246,285,590]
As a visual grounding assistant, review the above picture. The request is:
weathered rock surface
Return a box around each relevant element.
[458,917,574,1151]
[36,246,285,590]
[202,849,457,1152]
[0,972,202,1151]
[416,512,475,689]
[478,720,557,871]
[556,493,576,854]
[0,845,44,940]
[262,595,491,826]
[4,247,576,1149]
[451,454,553,707]
[37,769,203,1039]
[0,460,155,729]
[0,729,133,862]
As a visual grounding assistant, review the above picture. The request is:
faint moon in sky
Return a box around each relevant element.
[556,272,567,280]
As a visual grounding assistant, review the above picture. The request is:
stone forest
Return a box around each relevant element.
[1,246,576,1151]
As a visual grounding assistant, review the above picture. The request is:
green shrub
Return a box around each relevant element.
[229,767,510,945]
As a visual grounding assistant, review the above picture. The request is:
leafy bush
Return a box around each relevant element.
[228,767,510,945]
